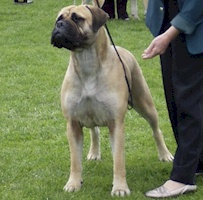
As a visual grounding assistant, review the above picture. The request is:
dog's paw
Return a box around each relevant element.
[87,150,101,160]
[63,180,82,192]
[158,151,174,162]
[111,186,131,197]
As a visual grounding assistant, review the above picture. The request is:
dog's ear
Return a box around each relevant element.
[87,6,109,32]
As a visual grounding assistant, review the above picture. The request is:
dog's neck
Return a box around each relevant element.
[94,27,111,60]
[70,27,111,76]
[71,27,110,56]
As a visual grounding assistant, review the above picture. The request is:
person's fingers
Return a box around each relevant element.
[145,43,155,54]
[142,46,158,59]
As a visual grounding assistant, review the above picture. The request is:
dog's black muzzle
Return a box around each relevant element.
[51,19,84,50]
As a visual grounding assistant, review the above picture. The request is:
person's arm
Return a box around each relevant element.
[171,0,203,35]
[142,0,203,59]
[142,26,180,59]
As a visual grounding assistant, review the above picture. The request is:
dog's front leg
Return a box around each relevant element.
[109,122,131,197]
[64,121,83,192]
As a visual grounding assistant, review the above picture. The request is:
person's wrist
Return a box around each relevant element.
[164,26,180,42]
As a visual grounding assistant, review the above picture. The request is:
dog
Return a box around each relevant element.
[51,0,173,196]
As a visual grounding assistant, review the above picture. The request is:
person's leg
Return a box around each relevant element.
[160,0,203,185]
[146,0,203,197]
[102,0,115,19]
[145,33,203,198]
[116,0,129,20]
[160,45,179,142]
[169,34,203,185]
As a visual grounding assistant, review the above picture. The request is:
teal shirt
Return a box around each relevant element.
[146,0,203,55]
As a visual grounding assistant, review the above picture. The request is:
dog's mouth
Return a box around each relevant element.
[51,19,86,50]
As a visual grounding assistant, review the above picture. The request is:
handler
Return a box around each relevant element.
[142,0,203,198]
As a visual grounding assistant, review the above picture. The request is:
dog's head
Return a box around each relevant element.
[51,5,109,51]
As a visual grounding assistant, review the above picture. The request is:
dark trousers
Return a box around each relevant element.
[160,34,203,184]
[102,0,128,19]
[160,0,203,185]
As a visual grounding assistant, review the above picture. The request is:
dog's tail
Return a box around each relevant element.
[82,0,105,8]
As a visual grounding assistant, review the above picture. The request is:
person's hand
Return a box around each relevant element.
[142,26,180,59]
[142,34,170,59]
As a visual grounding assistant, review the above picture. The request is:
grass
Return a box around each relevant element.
[0,0,202,199]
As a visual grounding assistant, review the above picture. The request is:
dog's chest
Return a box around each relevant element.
[64,51,117,128]
[66,83,115,128]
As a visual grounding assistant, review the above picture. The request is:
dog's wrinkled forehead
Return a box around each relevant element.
[57,5,92,22]
[56,5,109,33]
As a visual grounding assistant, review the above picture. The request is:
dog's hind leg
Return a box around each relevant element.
[87,127,101,160]
[132,95,173,161]
[130,74,173,161]
[64,121,84,192]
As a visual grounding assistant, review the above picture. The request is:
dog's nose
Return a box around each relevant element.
[56,20,66,29]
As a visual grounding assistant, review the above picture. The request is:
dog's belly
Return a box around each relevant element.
[66,92,115,128]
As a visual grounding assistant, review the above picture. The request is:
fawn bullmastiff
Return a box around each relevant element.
[51,0,173,197]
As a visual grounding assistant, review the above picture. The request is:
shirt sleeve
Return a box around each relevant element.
[171,0,203,35]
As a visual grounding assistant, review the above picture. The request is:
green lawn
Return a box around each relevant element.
[0,0,202,199]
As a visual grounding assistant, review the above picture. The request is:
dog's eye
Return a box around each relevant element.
[71,13,84,23]
[56,15,64,23]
